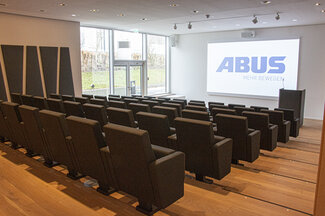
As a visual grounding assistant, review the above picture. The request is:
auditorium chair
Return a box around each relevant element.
[90,98,108,108]
[161,102,182,116]
[152,106,178,127]
[1,102,29,150]
[141,100,159,110]
[121,96,133,99]
[185,105,207,112]
[188,101,206,107]
[11,93,23,105]
[75,96,90,105]
[144,96,155,100]
[103,123,185,215]
[94,95,108,102]
[50,93,62,100]
[215,114,260,163]
[109,94,120,98]
[169,100,186,109]
[189,100,205,105]
[63,101,85,117]
[228,104,245,109]
[173,117,233,181]
[39,110,82,179]
[243,111,278,151]
[83,104,108,129]
[62,95,75,102]
[137,112,176,148]
[132,94,143,98]
[0,100,11,142]
[66,116,117,195]
[134,97,145,102]
[21,94,34,106]
[173,98,187,105]
[32,96,49,110]
[108,100,127,109]
[107,107,137,128]
[129,103,150,121]
[123,98,139,108]
[211,104,229,110]
[47,98,65,113]
[18,105,55,164]
[108,96,121,101]
[234,107,255,116]
[82,94,93,99]
[181,109,210,122]
[157,97,170,101]
[261,110,291,143]
[208,102,225,112]
[250,106,269,112]
[275,108,300,137]
[211,108,237,123]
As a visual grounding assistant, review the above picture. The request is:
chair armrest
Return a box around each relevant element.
[169,127,176,135]
[283,120,290,126]
[152,144,175,159]
[248,128,255,134]
[212,138,233,180]
[149,151,185,208]
[269,124,278,130]
[99,146,119,189]
[167,134,178,150]
[246,130,261,162]
[214,135,225,142]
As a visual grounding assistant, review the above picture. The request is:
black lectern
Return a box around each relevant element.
[278,89,306,126]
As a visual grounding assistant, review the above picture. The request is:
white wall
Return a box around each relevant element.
[171,24,325,120]
[0,13,82,96]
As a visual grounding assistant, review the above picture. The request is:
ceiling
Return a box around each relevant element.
[1,0,325,35]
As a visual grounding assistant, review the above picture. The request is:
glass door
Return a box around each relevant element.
[113,61,144,96]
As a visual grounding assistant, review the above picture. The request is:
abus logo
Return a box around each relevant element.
[216,56,286,74]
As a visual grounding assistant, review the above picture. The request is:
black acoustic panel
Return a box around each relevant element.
[1,45,23,94]
[0,62,7,100]
[40,46,58,97]
[26,46,43,96]
[59,47,74,96]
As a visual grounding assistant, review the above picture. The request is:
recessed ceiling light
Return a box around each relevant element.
[193,10,199,13]
[292,19,297,22]
[141,18,148,21]
[0,3,7,6]
[58,3,66,6]
[322,9,325,13]
[261,0,271,5]
[315,3,321,6]
[117,13,125,17]
[169,3,179,7]
[90,9,99,12]
[71,14,76,17]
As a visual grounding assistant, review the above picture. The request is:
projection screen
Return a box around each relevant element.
[207,39,300,98]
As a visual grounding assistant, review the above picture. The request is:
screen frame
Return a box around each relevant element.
[206,37,301,100]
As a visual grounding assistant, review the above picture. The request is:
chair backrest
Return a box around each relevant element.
[123,98,139,108]
[83,103,108,128]
[174,117,214,173]
[63,101,85,117]
[228,104,245,109]
[104,123,156,202]
[242,111,269,133]
[11,93,23,105]
[141,100,159,110]
[82,94,93,99]
[234,107,255,116]
[173,98,187,105]
[275,108,296,121]
[94,95,108,101]
[215,114,248,159]
[189,100,205,105]
[181,109,210,122]
[1,102,26,147]
[62,95,75,102]
[250,106,269,112]
[66,116,114,185]
[211,108,236,123]
[50,93,62,100]
[151,98,166,105]
[157,97,170,101]
[32,96,49,110]
[152,105,178,127]
[188,101,205,107]
[108,100,127,109]
[185,105,207,112]
[169,100,186,109]
[75,97,90,105]
[39,110,74,168]
[129,103,150,120]
[21,94,34,106]
[18,105,47,155]
[261,110,284,125]
[208,102,225,112]
[47,98,65,113]
[108,96,121,101]
[143,96,155,100]
[0,100,10,139]
[161,102,182,116]
[109,94,120,98]
[107,107,136,128]
[137,112,172,148]
[90,98,108,108]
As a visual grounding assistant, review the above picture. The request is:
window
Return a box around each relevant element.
[147,35,167,95]
[114,30,143,60]
[80,27,110,95]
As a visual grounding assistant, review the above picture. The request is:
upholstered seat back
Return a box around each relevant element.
[234,107,255,116]
[83,103,108,128]
[108,100,127,109]
[64,101,85,117]
[21,94,34,106]
[75,97,90,105]
[228,104,245,109]
[152,106,178,127]
[107,107,136,128]
[62,95,75,102]
[50,93,62,100]
[185,105,207,112]
[47,98,65,113]
[141,100,159,110]
[169,100,186,109]
[129,103,150,120]
[161,102,182,116]
[11,93,23,105]
[90,98,108,108]
[181,109,210,122]
[33,96,49,110]
[104,124,156,202]
[211,108,236,123]
[208,102,225,112]
[123,98,139,108]
[261,110,284,125]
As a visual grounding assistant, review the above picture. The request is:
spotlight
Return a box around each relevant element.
[174,24,177,30]
[188,22,192,29]
[275,12,280,20]
[252,15,258,24]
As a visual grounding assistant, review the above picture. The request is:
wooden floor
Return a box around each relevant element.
[0,119,321,216]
